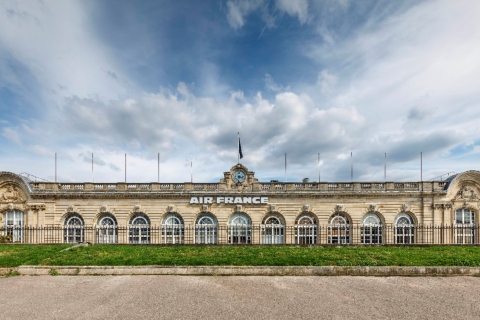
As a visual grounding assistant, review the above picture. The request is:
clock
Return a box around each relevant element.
[232,170,246,183]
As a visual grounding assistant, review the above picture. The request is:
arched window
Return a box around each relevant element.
[261,215,284,244]
[361,213,382,244]
[129,214,151,244]
[328,214,350,244]
[2,210,24,243]
[394,213,415,244]
[295,214,317,244]
[162,213,184,244]
[96,214,117,244]
[454,209,475,244]
[228,213,251,244]
[64,214,84,244]
[195,214,218,244]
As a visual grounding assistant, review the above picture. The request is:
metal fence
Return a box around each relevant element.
[1,224,480,245]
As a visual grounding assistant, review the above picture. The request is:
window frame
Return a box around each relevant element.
[64,214,84,244]
[261,215,284,244]
[129,213,151,244]
[195,213,218,244]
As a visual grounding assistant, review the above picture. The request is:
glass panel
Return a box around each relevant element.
[195,214,217,244]
[129,214,151,244]
[97,215,117,244]
[64,215,84,243]
[162,214,184,244]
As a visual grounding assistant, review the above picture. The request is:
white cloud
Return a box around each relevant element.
[0,0,130,105]
[275,0,309,24]
[264,74,287,92]
[226,0,264,29]
[2,127,21,144]
[317,70,338,94]
[28,145,52,157]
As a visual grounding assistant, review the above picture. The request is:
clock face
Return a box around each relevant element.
[232,170,246,183]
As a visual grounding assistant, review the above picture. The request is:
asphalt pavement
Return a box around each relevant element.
[1,276,479,319]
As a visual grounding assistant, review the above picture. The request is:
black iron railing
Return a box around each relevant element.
[0,224,478,245]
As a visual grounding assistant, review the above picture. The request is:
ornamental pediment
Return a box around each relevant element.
[0,184,25,203]
[220,164,258,190]
[454,183,479,201]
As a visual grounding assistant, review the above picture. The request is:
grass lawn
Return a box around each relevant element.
[1,245,480,268]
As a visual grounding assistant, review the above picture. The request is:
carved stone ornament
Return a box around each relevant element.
[67,205,74,213]
[167,205,174,212]
[201,205,208,212]
[7,203,13,210]
[27,204,46,211]
[444,203,453,209]
[236,205,242,212]
[302,204,310,212]
[369,204,377,212]
[335,204,344,213]
[269,204,276,212]
[455,184,478,200]
[401,203,410,212]
[0,185,23,203]
[100,205,107,213]
[133,205,141,212]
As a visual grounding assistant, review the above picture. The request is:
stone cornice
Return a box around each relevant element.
[30,190,447,200]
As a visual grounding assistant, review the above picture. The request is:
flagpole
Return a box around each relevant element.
[125,153,127,183]
[318,153,320,183]
[237,132,240,164]
[158,153,160,183]
[284,153,287,183]
[420,152,423,182]
[384,152,386,182]
[55,152,57,183]
[92,153,94,183]
[190,153,193,183]
[350,152,353,182]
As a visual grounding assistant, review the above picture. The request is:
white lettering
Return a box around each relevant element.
[190,197,199,204]
[253,197,261,204]
[225,197,234,204]
[261,197,268,204]
[204,197,213,204]
[233,197,243,204]
[243,197,252,204]
[217,197,224,204]
[199,197,203,204]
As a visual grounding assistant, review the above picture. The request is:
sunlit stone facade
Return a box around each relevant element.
[1,164,479,244]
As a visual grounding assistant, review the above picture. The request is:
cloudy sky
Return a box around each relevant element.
[1,0,479,183]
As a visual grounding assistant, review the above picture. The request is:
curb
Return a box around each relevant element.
[11,266,480,276]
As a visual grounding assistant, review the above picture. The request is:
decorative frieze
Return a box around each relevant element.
[455,184,478,200]
[0,185,24,203]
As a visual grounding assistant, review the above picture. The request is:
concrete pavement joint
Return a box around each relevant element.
[6,266,480,276]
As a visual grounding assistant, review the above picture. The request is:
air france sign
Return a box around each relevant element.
[190,196,268,204]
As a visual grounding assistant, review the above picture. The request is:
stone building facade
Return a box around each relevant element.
[1,164,479,245]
